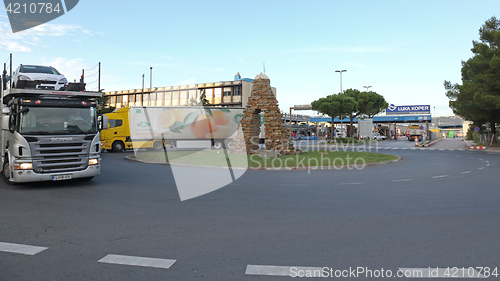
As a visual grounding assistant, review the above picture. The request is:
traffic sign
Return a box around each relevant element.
[419,125,424,130]
[474,126,480,132]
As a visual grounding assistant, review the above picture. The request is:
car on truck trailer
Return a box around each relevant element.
[101,106,245,151]
[0,74,103,183]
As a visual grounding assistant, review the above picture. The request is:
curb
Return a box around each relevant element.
[422,138,443,147]
[125,155,402,171]
[462,139,486,149]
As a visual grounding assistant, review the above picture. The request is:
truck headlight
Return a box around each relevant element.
[88,158,100,165]
[58,78,68,85]
[14,163,32,170]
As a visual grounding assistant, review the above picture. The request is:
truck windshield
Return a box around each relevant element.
[19,107,97,135]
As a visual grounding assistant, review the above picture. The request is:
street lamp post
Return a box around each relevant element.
[141,74,145,106]
[335,69,347,137]
[363,85,372,92]
[335,70,347,93]
[149,67,153,106]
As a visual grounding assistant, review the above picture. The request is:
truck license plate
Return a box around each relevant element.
[52,175,72,181]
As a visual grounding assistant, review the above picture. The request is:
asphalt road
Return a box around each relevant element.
[1,138,499,280]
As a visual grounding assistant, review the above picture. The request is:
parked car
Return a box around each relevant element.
[372,133,387,140]
[11,64,67,90]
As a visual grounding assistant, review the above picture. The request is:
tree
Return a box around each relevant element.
[311,94,357,138]
[341,89,388,137]
[445,16,500,144]
[199,89,212,106]
[96,90,116,114]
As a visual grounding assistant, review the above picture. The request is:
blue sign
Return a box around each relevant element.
[474,126,480,132]
[386,104,431,115]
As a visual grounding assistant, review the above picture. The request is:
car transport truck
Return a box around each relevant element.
[101,106,246,151]
[0,78,103,183]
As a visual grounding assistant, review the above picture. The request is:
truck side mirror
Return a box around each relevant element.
[98,115,108,131]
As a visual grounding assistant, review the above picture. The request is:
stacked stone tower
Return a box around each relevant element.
[240,73,294,154]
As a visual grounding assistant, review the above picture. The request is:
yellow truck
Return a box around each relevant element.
[101,106,245,152]
[100,107,165,152]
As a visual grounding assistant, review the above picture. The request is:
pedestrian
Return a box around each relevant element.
[293,132,296,140]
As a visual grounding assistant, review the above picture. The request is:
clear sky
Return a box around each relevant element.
[1,0,498,117]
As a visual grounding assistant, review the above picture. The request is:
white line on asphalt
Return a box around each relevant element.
[439,149,444,151]
[432,175,449,179]
[98,254,176,269]
[486,164,490,166]
[411,148,417,150]
[478,167,485,170]
[0,242,48,255]
[460,171,472,174]
[280,184,307,186]
[458,149,464,151]
[245,265,322,277]
[392,148,399,150]
[339,182,362,185]
[479,158,483,161]
[391,179,413,182]
[486,160,489,163]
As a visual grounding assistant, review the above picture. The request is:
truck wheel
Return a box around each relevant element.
[2,160,14,185]
[153,141,164,151]
[213,140,224,150]
[112,141,124,152]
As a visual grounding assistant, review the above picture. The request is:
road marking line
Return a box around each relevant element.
[458,149,464,151]
[460,171,472,174]
[280,184,307,186]
[432,175,449,179]
[339,182,362,185]
[98,254,176,269]
[0,242,48,255]
[479,158,483,161]
[411,148,417,150]
[486,164,490,166]
[392,148,399,150]
[478,167,485,170]
[391,179,413,182]
[245,265,322,277]
[439,149,444,151]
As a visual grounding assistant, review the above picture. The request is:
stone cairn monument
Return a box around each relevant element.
[238,73,295,155]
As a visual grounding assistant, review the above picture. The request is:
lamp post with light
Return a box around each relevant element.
[335,70,347,137]
[363,85,372,92]
[335,70,347,93]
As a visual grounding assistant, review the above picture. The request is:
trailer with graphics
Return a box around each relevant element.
[101,106,246,151]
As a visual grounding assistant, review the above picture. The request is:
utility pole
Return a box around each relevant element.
[149,67,153,106]
[98,62,101,92]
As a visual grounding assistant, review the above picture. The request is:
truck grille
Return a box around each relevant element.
[28,136,91,173]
